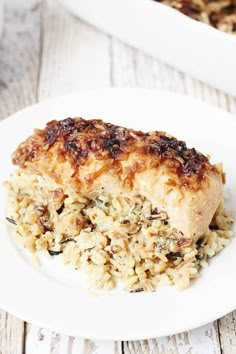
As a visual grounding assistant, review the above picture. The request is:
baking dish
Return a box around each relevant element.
[59,0,236,97]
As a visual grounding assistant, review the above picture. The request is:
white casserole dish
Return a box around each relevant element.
[59,0,236,97]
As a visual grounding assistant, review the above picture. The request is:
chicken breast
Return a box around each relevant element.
[12,117,223,244]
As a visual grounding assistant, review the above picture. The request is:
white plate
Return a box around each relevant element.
[0,89,236,340]
[58,0,236,97]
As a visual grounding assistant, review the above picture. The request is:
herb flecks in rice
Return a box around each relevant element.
[6,169,234,292]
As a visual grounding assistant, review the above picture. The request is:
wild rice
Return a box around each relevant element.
[6,169,234,292]
[154,0,236,34]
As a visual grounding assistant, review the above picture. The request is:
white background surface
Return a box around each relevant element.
[0,0,236,353]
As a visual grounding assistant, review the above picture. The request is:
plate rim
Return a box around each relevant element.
[0,88,236,340]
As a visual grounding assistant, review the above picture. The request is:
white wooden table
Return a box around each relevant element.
[0,1,236,353]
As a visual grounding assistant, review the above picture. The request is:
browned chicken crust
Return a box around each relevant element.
[13,117,214,181]
[12,117,223,241]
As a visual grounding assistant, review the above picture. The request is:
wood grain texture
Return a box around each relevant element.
[0,1,41,353]
[0,0,41,120]
[123,323,221,354]
[0,0,236,353]
[25,325,122,354]
[38,0,111,101]
[0,312,25,354]
[218,312,236,354]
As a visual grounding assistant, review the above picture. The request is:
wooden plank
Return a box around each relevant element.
[0,0,41,120]
[38,0,111,101]
[25,326,75,354]
[82,339,122,354]
[25,325,122,354]
[0,311,25,354]
[218,312,236,354]
[111,39,185,93]
[0,1,41,353]
[123,324,221,354]
[111,37,236,112]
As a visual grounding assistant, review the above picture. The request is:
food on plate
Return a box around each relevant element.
[155,0,236,34]
[6,117,233,291]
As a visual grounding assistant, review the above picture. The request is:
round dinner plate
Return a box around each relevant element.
[0,89,236,340]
